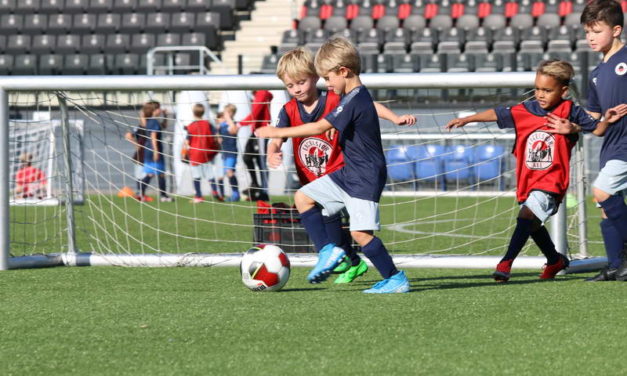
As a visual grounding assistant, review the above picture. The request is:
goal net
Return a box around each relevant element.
[2,74,604,272]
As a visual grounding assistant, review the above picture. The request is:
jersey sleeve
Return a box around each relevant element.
[276,107,290,128]
[570,105,599,133]
[494,106,515,129]
[324,96,357,132]
[586,74,602,113]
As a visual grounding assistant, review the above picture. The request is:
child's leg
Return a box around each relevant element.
[217,178,225,197]
[193,178,202,198]
[353,231,398,279]
[140,174,153,197]
[296,190,328,251]
[157,174,168,197]
[529,225,560,264]
[227,170,239,195]
[323,212,360,265]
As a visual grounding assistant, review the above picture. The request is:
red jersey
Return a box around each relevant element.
[240,90,273,131]
[283,91,344,184]
[15,166,47,197]
[186,120,218,166]
[511,100,576,203]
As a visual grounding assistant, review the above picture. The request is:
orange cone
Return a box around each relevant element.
[117,186,135,198]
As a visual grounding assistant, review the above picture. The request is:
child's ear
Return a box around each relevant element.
[612,25,622,38]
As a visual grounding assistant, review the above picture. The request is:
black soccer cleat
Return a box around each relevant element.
[585,267,617,282]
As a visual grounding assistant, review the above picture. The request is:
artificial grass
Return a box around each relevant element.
[1,266,624,375]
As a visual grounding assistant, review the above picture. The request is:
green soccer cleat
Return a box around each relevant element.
[332,257,351,274]
[334,259,368,284]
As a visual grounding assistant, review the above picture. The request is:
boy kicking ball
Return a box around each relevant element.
[447,59,627,282]
[257,37,413,293]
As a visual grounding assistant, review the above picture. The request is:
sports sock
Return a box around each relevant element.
[361,236,398,279]
[217,178,225,197]
[323,213,360,265]
[299,206,329,252]
[501,218,533,262]
[136,179,141,195]
[599,195,627,242]
[530,226,560,264]
[209,179,218,194]
[157,175,167,197]
[229,175,239,194]
[600,219,624,269]
[193,178,202,198]
[140,175,152,196]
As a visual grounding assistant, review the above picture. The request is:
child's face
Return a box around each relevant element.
[282,74,318,103]
[322,69,346,95]
[583,21,622,53]
[534,73,567,110]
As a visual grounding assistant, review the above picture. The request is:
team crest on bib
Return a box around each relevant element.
[299,138,332,177]
[525,131,554,170]
[615,62,627,76]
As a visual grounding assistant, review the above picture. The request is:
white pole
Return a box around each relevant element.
[551,200,568,256]
[0,89,8,271]
[57,93,78,263]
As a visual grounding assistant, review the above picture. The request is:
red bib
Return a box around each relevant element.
[283,91,344,185]
[511,100,576,203]
[186,120,218,166]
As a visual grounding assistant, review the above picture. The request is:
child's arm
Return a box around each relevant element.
[151,131,159,161]
[593,104,627,136]
[266,138,285,169]
[446,109,498,130]
[255,118,333,139]
[224,112,239,135]
[373,102,417,126]
[545,104,627,136]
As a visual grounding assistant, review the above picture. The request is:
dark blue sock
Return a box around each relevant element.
[209,179,218,194]
[157,175,167,197]
[193,178,202,198]
[217,178,224,197]
[229,175,239,194]
[136,179,141,195]
[140,175,152,196]
[530,226,559,264]
[599,195,627,243]
[324,213,360,266]
[601,219,624,269]
[300,207,329,252]
[501,218,533,262]
[362,236,398,279]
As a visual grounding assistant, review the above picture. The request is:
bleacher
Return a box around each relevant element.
[265,0,627,81]
[0,0,255,75]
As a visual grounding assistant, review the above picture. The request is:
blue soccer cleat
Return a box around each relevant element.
[307,243,346,284]
[363,270,410,293]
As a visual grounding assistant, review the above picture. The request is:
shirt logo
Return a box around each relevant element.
[615,62,627,76]
[334,106,343,115]
[298,137,332,177]
[525,131,555,170]
[592,77,597,86]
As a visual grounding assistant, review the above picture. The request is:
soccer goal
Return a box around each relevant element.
[0,73,605,273]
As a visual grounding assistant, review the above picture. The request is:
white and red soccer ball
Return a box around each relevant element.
[240,244,290,291]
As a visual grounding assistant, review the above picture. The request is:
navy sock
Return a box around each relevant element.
[209,179,218,194]
[501,218,533,262]
[136,179,141,195]
[140,175,152,196]
[324,213,360,266]
[601,219,624,269]
[193,179,202,198]
[599,195,627,243]
[300,207,329,252]
[229,175,239,194]
[217,178,225,197]
[361,236,398,279]
[157,175,167,197]
[530,226,560,264]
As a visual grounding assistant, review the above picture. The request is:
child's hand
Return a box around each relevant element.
[544,113,578,134]
[446,118,467,131]
[254,126,276,138]
[325,128,337,140]
[604,104,627,124]
[153,153,159,162]
[267,151,283,169]
[395,114,417,126]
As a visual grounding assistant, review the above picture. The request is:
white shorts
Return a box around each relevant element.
[191,158,224,180]
[134,163,146,180]
[593,159,627,196]
[299,175,380,231]
[521,190,558,224]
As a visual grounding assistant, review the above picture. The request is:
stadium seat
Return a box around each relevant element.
[156,33,181,47]
[358,28,384,49]
[0,54,14,75]
[456,14,479,31]
[447,53,470,72]
[298,16,322,33]
[350,16,374,33]
[430,15,453,32]
[81,34,106,54]
[411,28,437,46]
[181,32,206,47]
[162,0,187,12]
[6,35,31,54]
[537,14,561,30]
[211,0,236,30]
[545,0,560,14]
[439,27,464,44]
[386,145,414,183]
[474,144,505,190]
[56,35,81,54]
[73,14,97,34]
[306,28,329,44]
[114,0,138,13]
[90,0,115,13]
[407,144,446,190]
[13,54,37,75]
[137,0,162,12]
[331,28,357,44]
[187,0,211,12]
[171,12,195,33]
[473,52,499,72]
[403,15,426,33]
[482,14,506,31]
[0,0,16,14]
[377,15,400,33]
[39,54,63,75]
[64,54,89,75]
[357,0,372,16]
[509,14,534,30]
[87,54,108,75]
[65,0,89,14]
[130,33,156,53]
[145,13,170,33]
[324,16,348,33]
[260,53,279,74]
[195,12,220,49]
[41,1,63,14]
[120,13,147,34]
[519,26,547,45]
[0,15,23,36]
[113,53,140,74]
[106,33,130,53]
[518,40,545,71]
[23,14,48,35]
[564,12,582,28]
[48,14,72,35]
[465,27,491,44]
[491,27,519,45]
[16,0,42,14]
[390,53,419,72]
[492,41,516,71]
[443,145,474,184]
[97,13,122,34]
[384,28,410,51]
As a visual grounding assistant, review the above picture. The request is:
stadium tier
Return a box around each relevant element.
[0,0,257,75]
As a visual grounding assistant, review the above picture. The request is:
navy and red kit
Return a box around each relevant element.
[277,90,344,184]
[496,100,598,203]
[185,120,218,166]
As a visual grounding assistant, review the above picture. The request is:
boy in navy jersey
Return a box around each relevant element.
[268,47,415,284]
[447,60,626,282]
[257,37,413,293]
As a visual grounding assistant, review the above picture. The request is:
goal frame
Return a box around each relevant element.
[0,73,605,273]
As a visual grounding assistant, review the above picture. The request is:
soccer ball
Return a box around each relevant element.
[240,244,290,291]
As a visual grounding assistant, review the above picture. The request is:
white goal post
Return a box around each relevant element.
[0,73,605,273]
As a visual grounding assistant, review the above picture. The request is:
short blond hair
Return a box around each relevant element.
[224,103,237,116]
[276,47,317,81]
[536,59,575,86]
[314,37,361,77]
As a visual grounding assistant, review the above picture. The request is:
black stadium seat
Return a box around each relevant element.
[106,33,131,53]
[15,0,41,14]
[97,13,122,33]
[145,13,171,33]
[39,54,63,75]
[0,54,13,75]
[89,0,115,13]
[114,0,138,13]
[13,54,37,75]
[88,54,108,75]
[6,35,31,54]
[130,33,156,53]
[162,0,186,12]
[120,13,146,33]
[56,35,81,54]
[137,0,162,12]
[48,14,73,35]
[81,34,106,53]
[212,0,236,30]
[73,14,97,34]
[64,54,89,75]
[0,15,23,36]
[187,0,211,12]
[181,32,206,46]
[65,0,89,14]
[0,0,16,14]
[114,53,140,74]
[40,0,63,14]
[23,14,48,35]
[324,16,348,33]
[156,33,181,47]
[170,12,196,33]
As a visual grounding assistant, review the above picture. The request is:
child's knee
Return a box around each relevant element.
[593,187,611,203]
[518,206,535,220]
[294,190,315,212]
[351,231,373,246]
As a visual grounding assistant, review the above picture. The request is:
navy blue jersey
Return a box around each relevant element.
[495,100,598,134]
[219,121,237,153]
[144,118,162,162]
[587,45,627,167]
[324,86,387,202]
[276,90,329,127]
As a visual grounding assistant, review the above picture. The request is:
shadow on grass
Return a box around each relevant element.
[280,287,327,292]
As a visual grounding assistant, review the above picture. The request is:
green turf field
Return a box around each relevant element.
[9,195,604,257]
[1,266,624,375]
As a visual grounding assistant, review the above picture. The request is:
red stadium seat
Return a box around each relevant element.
[622,0,627,13]
[451,2,465,19]
[531,1,546,18]
[397,3,411,20]
[372,3,385,20]
[558,1,574,17]
[319,3,333,20]
[300,5,308,19]
[346,3,359,20]
[424,2,438,20]
[477,1,492,19]
[504,1,519,18]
